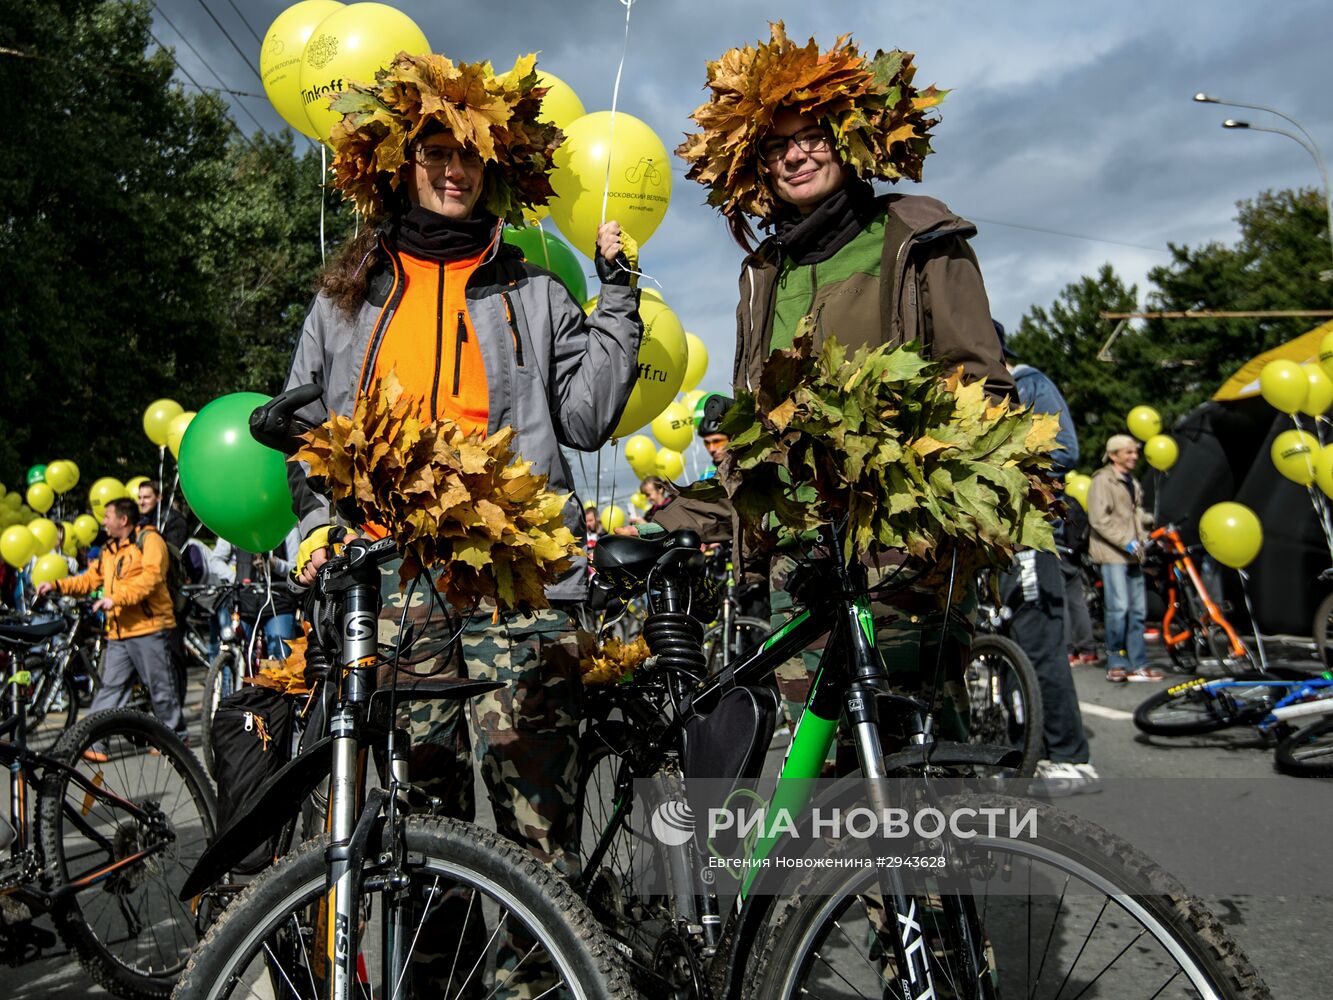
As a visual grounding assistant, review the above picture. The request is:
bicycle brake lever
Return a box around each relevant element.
[249,382,323,456]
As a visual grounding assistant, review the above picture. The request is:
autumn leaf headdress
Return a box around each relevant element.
[676,22,946,224]
[326,52,563,224]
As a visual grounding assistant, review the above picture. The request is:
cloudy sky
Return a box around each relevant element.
[151,0,1333,501]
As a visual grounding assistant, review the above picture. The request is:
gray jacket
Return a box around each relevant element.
[283,237,642,602]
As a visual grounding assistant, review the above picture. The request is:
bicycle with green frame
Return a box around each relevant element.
[575,520,1272,999]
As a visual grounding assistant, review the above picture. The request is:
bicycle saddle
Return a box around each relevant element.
[593,530,701,582]
[0,618,64,646]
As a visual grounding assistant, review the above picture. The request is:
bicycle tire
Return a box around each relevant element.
[575,723,694,994]
[702,615,770,672]
[38,707,217,998]
[1133,672,1286,737]
[965,634,1044,778]
[1274,712,1333,777]
[173,818,633,1000]
[200,649,241,777]
[743,793,1271,1000]
[1313,592,1333,668]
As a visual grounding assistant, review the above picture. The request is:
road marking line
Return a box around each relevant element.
[1080,702,1134,721]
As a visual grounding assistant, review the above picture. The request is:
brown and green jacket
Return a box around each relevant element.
[734,192,1015,402]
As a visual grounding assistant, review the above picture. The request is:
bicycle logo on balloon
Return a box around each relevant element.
[625,157,664,188]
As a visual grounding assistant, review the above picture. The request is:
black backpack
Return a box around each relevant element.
[211,685,297,874]
[135,526,189,614]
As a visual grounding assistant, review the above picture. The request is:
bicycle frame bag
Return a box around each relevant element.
[212,685,297,874]
[682,682,779,857]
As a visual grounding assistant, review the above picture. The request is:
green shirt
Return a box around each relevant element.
[770,211,887,352]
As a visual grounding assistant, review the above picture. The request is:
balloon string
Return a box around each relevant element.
[1293,414,1333,559]
[600,0,634,229]
[156,446,165,530]
[536,217,553,271]
[320,144,327,264]
[1237,569,1269,671]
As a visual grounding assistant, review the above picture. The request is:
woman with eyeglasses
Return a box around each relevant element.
[676,25,1016,742]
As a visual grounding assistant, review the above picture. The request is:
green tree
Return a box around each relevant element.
[1007,265,1140,471]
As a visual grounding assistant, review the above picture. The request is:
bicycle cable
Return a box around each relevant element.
[923,545,960,743]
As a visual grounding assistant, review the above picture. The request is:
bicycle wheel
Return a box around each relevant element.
[1133,673,1286,737]
[200,649,241,777]
[1312,592,1333,668]
[1166,587,1231,676]
[1275,712,1333,777]
[38,707,217,998]
[702,615,770,672]
[744,794,1271,1000]
[575,723,694,994]
[173,818,633,1000]
[964,635,1043,778]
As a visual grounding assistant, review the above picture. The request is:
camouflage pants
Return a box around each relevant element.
[379,579,584,1000]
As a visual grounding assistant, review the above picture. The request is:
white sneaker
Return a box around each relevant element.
[1034,761,1102,797]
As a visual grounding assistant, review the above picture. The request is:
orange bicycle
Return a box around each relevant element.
[1146,523,1250,674]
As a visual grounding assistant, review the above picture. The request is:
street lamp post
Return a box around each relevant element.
[1194,93,1333,272]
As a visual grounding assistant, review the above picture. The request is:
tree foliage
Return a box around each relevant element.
[1008,188,1333,469]
[0,0,352,489]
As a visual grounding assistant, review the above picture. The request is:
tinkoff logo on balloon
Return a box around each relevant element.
[650,799,695,847]
[302,80,346,109]
[304,33,339,70]
[637,363,669,383]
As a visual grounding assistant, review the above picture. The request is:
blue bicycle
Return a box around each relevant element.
[1133,669,1333,739]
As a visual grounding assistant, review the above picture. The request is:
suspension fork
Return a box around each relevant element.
[326,579,377,1000]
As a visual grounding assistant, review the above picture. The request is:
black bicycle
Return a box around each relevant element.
[174,531,632,1000]
[3,595,102,753]
[574,523,1271,999]
[0,612,216,996]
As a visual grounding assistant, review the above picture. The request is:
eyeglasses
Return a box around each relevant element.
[757,127,832,163]
[414,144,482,169]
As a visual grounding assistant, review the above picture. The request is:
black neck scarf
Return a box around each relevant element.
[395,206,499,262]
[773,179,879,266]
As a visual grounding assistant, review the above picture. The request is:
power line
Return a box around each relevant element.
[151,4,271,137]
[965,214,1172,255]
[191,0,265,87]
[146,28,260,155]
[0,44,258,96]
[225,0,265,46]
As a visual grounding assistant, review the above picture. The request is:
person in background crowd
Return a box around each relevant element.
[137,480,189,550]
[1089,434,1164,683]
[36,498,187,754]
[997,321,1099,795]
[212,527,300,658]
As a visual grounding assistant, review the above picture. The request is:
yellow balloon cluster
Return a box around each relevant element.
[260,0,345,138]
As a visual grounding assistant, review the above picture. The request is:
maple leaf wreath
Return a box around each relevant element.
[676,22,946,225]
[326,51,563,225]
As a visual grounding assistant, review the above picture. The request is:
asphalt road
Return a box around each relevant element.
[8,638,1330,998]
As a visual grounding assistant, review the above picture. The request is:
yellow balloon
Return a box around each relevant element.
[60,521,77,556]
[167,410,197,459]
[144,398,184,447]
[1271,430,1319,485]
[1303,364,1333,417]
[89,477,128,511]
[655,448,684,481]
[26,482,54,514]
[535,71,585,133]
[549,111,671,255]
[1315,444,1333,499]
[1126,405,1162,442]
[681,333,708,393]
[600,505,627,532]
[681,388,706,413]
[1143,435,1179,472]
[45,459,79,494]
[0,525,35,568]
[624,435,658,479]
[4,492,20,509]
[31,552,70,586]
[651,401,694,452]
[1259,359,1308,415]
[73,514,100,546]
[125,475,150,497]
[1198,501,1263,570]
[630,491,649,511]
[298,2,430,143]
[261,0,346,138]
[27,517,58,555]
[1064,475,1090,509]
[1321,329,1333,379]
[610,297,688,437]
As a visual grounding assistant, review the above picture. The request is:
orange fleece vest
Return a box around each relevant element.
[370,249,490,434]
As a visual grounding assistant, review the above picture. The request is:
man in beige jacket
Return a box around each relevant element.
[1087,434,1165,683]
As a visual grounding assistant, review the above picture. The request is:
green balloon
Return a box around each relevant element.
[177,392,296,552]
[26,464,47,487]
[502,225,589,303]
